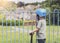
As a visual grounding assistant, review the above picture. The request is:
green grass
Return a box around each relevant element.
[46,25,60,43]
[0,25,60,43]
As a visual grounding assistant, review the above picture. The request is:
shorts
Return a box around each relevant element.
[37,39,46,43]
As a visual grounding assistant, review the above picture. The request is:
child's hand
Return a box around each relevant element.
[29,31,34,35]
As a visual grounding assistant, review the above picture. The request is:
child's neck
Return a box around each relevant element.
[40,17,44,20]
[40,18,44,20]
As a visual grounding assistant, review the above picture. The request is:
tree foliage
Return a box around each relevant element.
[6,1,17,11]
[17,2,24,7]
[44,0,60,25]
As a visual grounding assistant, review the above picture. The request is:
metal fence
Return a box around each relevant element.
[47,9,60,43]
[0,10,60,43]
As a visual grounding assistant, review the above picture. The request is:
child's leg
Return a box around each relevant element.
[37,39,46,43]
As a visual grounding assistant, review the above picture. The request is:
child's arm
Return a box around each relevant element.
[30,20,41,35]
[29,27,40,35]
[32,28,39,33]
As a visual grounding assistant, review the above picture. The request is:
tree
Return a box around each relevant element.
[47,0,60,25]
[17,2,24,7]
[3,1,17,11]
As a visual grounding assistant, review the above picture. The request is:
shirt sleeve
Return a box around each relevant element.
[37,20,41,29]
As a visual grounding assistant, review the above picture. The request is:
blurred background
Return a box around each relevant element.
[0,0,60,43]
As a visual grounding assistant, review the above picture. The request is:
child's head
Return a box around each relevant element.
[35,9,46,20]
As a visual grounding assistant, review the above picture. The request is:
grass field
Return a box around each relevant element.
[0,25,60,43]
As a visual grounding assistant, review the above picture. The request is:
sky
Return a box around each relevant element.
[8,0,45,3]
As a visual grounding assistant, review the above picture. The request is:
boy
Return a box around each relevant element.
[30,8,46,43]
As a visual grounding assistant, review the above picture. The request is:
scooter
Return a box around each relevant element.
[30,33,33,43]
